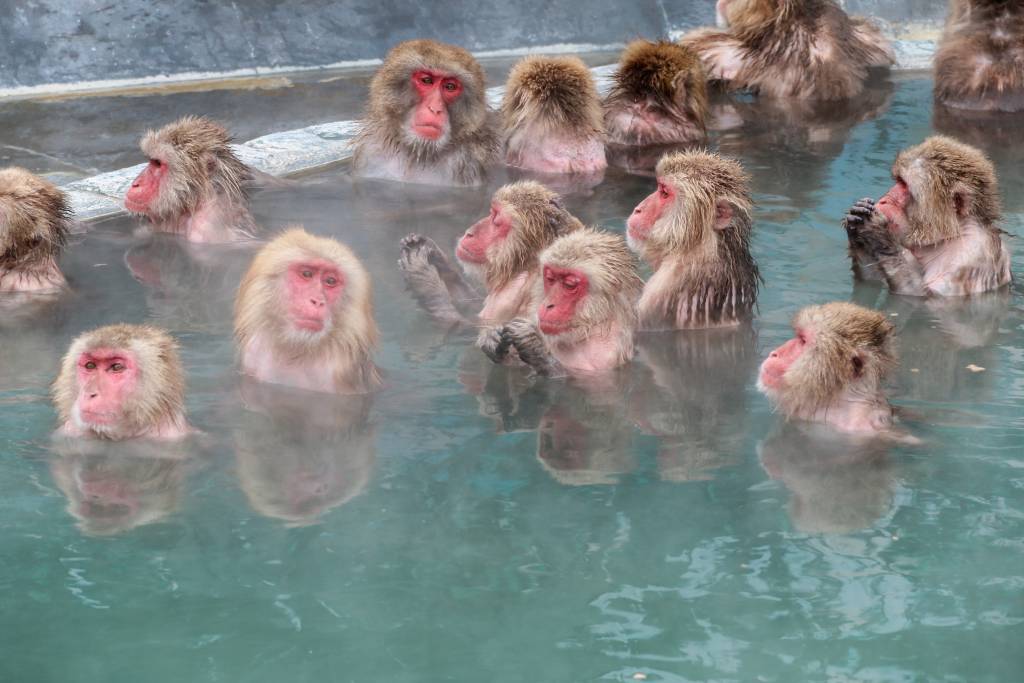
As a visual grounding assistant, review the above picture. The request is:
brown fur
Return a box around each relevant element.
[136,116,252,223]
[502,56,605,139]
[0,167,70,270]
[893,135,1001,247]
[352,39,499,185]
[638,151,761,329]
[681,0,893,100]
[935,0,1024,111]
[235,227,381,393]
[53,324,187,440]
[603,40,709,145]
[484,180,584,291]
[774,302,895,419]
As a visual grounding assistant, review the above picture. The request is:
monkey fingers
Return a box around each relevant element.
[503,319,561,376]
[478,326,513,364]
[398,246,466,325]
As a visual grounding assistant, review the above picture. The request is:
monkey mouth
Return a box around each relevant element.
[293,318,326,332]
[412,123,444,140]
[79,409,118,425]
[539,321,570,335]
[455,244,484,264]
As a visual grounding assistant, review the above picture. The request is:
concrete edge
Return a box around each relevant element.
[63,41,935,223]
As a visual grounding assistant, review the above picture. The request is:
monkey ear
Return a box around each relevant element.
[714,200,733,230]
[953,191,968,219]
[851,354,865,378]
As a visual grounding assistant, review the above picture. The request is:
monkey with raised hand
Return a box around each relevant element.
[681,0,893,101]
[758,302,897,434]
[501,56,607,176]
[842,136,1012,297]
[53,324,193,441]
[489,228,642,377]
[235,227,381,394]
[398,181,583,356]
[603,40,709,148]
[0,167,71,294]
[352,40,499,186]
[125,116,257,243]
[627,150,761,330]
[935,0,1024,112]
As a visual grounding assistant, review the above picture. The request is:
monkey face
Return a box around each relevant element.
[125,158,169,216]
[537,265,589,335]
[456,202,512,265]
[409,70,462,141]
[73,349,140,434]
[282,260,344,335]
[627,179,675,249]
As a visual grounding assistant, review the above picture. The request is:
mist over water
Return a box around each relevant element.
[2,75,1023,682]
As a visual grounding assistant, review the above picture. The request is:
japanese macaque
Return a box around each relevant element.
[489,228,642,376]
[603,40,709,147]
[758,302,896,434]
[626,150,760,329]
[0,167,71,293]
[398,181,583,347]
[124,116,257,243]
[935,0,1024,112]
[351,39,499,186]
[53,324,192,441]
[842,136,1012,297]
[235,227,381,394]
[501,56,607,175]
[680,0,894,100]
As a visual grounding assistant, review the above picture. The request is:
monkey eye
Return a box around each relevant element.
[150,159,162,168]
[301,269,314,279]
[110,362,126,372]
[658,184,671,198]
[444,81,457,92]
[563,277,579,290]
[84,361,97,370]
[324,276,339,287]
[420,74,434,85]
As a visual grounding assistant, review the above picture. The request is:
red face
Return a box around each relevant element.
[627,179,675,242]
[759,326,813,390]
[875,178,911,234]
[538,265,589,335]
[124,158,167,214]
[456,202,512,264]
[75,349,139,426]
[285,260,344,332]
[410,70,463,141]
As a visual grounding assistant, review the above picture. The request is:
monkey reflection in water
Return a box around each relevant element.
[233,379,376,526]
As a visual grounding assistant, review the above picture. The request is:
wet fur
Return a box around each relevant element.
[0,167,70,291]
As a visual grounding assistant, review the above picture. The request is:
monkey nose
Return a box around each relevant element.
[545,303,555,310]
[310,298,325,307]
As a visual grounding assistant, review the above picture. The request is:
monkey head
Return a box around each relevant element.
[125,116,251,221]
[455,181,582,288]
[53,324,187,441]
[604,41,709,146]
[369,40,488,153]
[0,167,70,271]
[758,303,895,419]
[235,228,377,351]
[627,150,752,263]
[716,0,785,30]
[533,228,641,345]
[875,136,1001,248]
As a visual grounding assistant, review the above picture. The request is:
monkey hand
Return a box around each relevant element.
[843,198,897,257]
[503,318,559,376]
[842,197,877,245]
[478,325,513,364]
[398,235,465,325]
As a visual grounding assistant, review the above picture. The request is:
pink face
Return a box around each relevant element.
[456,202,512,264]
[75,349,139,426]
[410,70,463,141]
[538,265,589,335]
[627,179,675,242]
[125,158,168,214]
[875,178,911,235]
[285,260,344,332]
[758,326,813,390]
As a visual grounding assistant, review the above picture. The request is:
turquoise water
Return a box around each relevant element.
[2,75,1023,682]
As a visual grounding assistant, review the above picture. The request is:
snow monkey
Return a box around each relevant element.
[603,40,709,147]
[398,180,583,355]
[680,0,894,101]
[489,228,643,376]
[351,39,500,186]
[501,56,607,175]
[935,0,1024,112]
[758,302,896,434]
[0,167,71,293]
[53,324,192,441]
[627,150,761,329]
[124,116,257,243]
[842,136,1012,296]
[234,227,381,394]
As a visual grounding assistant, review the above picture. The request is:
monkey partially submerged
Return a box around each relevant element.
[626,150,761,329]
[486,228,643,376]
[124,116,257,243]
[352,40,500,186]
[0,167,71,294]
[680,0,893,101]
[842,136,1012,297]
[758,302,897,434]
